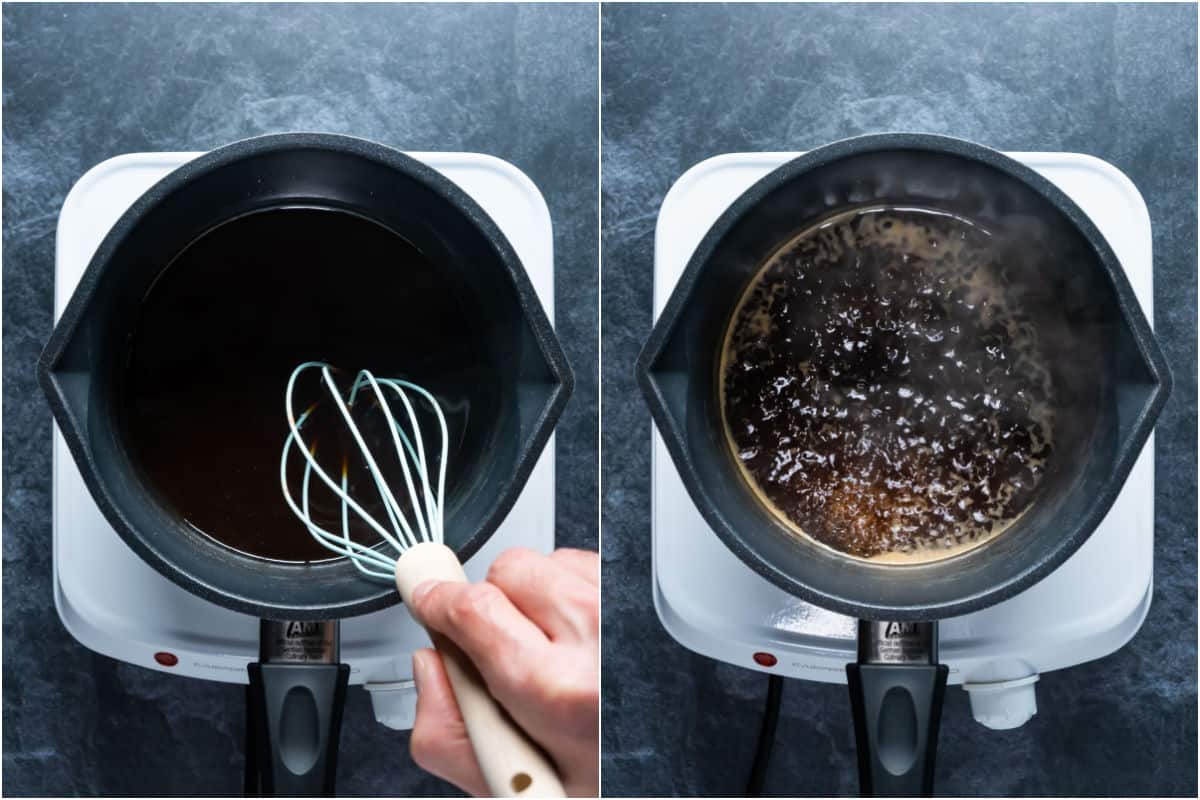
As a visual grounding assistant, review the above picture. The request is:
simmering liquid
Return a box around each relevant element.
[720,206,1055,563]
[121,207,495,562]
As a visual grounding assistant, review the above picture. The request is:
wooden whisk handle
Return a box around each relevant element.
[395,542,567,798]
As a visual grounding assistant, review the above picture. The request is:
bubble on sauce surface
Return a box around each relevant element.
[720,206,1056,562]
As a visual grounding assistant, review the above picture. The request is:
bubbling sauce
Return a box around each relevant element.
[720,206,1055,563]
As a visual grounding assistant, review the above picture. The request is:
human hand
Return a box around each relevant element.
[407,547,600,797]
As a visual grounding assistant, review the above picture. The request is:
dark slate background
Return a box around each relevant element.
[2,3,597,796]
[601,3,1197,797]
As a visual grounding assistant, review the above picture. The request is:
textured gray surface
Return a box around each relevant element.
[601,3,1197,797]
[2,3,596,795]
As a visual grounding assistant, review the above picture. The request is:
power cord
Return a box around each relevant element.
[244,683,258,796]
[745,674,784,796]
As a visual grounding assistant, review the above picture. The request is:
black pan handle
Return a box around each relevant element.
[247,662,350,796]
[247,620,350,797]
[846,621,948,797]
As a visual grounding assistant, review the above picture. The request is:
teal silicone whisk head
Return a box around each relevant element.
[279,361,448,580]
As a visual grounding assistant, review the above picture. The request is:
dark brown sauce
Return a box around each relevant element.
[721,206,1055,562]
[121,207,495,562]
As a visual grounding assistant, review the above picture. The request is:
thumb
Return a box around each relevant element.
[409,648,491,797]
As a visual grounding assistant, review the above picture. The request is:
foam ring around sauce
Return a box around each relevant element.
[719,205,1056,564]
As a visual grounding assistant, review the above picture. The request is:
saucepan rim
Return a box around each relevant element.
[636,132,1171,620]
[39,132,574,620]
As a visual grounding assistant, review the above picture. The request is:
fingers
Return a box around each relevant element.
[409,577,551,700]
[409,649,490,797]
[486,548,599,641]
[549,548,600,587]
[409,549,601,798]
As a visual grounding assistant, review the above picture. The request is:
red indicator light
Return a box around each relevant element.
[154,652,179,667]
[753,652,777,667]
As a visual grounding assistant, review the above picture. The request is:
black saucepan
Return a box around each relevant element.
[636,133,1169,795]
[40,133,572,794]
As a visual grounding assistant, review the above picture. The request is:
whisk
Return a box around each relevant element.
[280,361,565,798]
